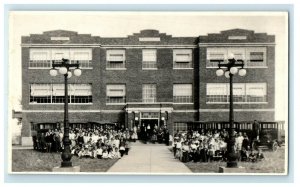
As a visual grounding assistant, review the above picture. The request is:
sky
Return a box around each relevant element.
[8,11,288,133]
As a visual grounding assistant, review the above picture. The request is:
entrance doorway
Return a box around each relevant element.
[140,119,159,142]
[141,119,159,132]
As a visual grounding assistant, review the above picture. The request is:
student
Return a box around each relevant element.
[102,149,109,159]
[181,141,190,163]
[96,145,103,159]
[249,149,257,162]
[240,147,249,162]
[256,149,265,161]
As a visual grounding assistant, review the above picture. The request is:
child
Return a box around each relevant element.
[240,147,249,162]
[96,146,103,159]
[102,149,109,159]
[249,149,257,162]
[256,149,265,161]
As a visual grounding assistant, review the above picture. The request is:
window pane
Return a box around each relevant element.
[173,84,193,103]
[142,84,156,103]
[173,49,192,68]
[30,84,92,104]
[106,84,126,103]
[142,49,156,62]
[29,49,51,68]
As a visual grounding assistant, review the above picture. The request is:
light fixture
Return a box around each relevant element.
[224,71,230,78]
[216,69,224,76]
[238,68,247,77]
[67,71,72,79]
[50,68,58,77]
[74,68,82,77]
[135,117,139,121]
[59,67,68,75]
[230,67,238,75]
[161,117,165,121]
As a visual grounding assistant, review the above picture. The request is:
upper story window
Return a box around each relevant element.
[106,50,126,69]
[142,49,157,69]
[29,49,51,68]
[206,83,267,103]
[206,47,267,68]
[106,84,126,104]
[30,84,92,104]
[173,49,193,69]
[29,48,92,69]
[142,84,156,103]
[173,84,193,103]
[246,47,267,67]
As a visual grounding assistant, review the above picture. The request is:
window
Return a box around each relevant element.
[29,48,92,69]
[106,50,126,69]
[206,84,228,103]
[206,48,226,67]
[29,49,51,68]
[173,122,188,133]
[173,84,193,103]
[142,84,156,103]
[246,47,266,67]
[206,83,267,103]
[106,84,126,104]
[30,84,92,104]
[246,83,267,102]
[142,49,157,69]
[30,84,52,103]
[232,84,246,102]
[173,49,192,69]
[206,47,267,68]
[70,48,92,68]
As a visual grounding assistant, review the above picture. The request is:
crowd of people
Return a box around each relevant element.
[33,125,137,159]
[32,124,265,163]
[172,129,265,163]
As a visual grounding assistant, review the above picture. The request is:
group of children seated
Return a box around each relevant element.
[36,126,135,159]
[172,129,265,163]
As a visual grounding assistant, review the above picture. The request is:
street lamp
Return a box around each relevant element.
[50,58,81,167]
[216,53,246,168]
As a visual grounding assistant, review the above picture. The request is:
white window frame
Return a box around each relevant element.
[70,48,93,69]
[29,48,93,69]
[173,49,193,69]
[206,83,268,104]
[206,48,227,68]
[106,84,126,104]
[30,83,93,104]
[106,49,126,70]
[245,47,267,68]
[246,83,267,103]
[29,48,52,69]
[142,49,157,70]
[173,84,193,104]
[142,84,157,103]
[206,47,268,68]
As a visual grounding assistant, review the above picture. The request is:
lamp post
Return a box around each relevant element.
[50,58,82,167]
[215,53,246,168]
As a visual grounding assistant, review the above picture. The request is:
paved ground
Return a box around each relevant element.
[108,141,192,174]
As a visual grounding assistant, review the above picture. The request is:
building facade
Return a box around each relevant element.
[20,29,275,145]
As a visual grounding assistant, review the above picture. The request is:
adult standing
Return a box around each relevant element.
[253,120,261,141]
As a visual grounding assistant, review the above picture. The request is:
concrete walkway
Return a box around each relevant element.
[108,141,192,174]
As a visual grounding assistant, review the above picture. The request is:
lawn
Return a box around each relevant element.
[11,150,119,172]
[184,147,286,173]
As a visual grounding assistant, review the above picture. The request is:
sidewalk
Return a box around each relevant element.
[108,141,192,174]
